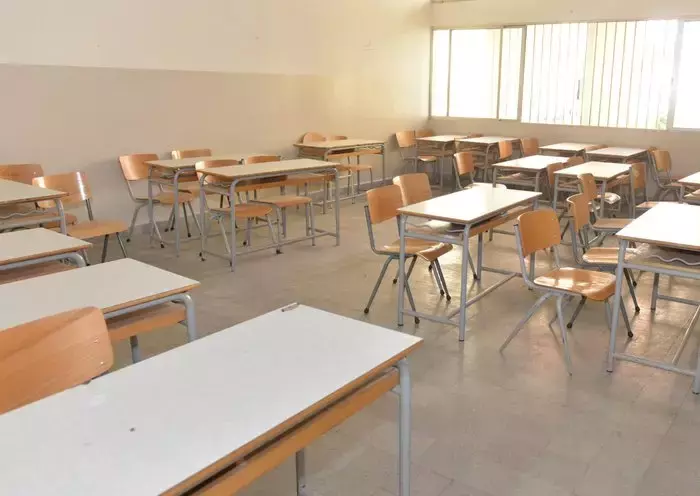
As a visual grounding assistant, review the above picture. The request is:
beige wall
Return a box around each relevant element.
[0,0,431,223]
[431,0,700,176]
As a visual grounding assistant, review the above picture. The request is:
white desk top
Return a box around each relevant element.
[679,172,700,187]
[539,142,599,153]
[493,155,565,171]
[200,158,337,180]
[456,136,518,145]
[0,229,91,266]
[554,161,630,180]
[145,154,256,170]
[294,139,383,149]
[398,187,541,224]
[586,147,648,158]
[0,305,422,496]
[0,258,199,330]
[617,203,700,251]
[416,135,468,143]
[0,178,66,206]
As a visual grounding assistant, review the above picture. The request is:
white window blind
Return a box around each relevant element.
[673,21,700,129]
[430,30,450,118]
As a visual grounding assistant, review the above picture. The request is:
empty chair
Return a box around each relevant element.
[565,193,640,330]
[578,173,632,234]
[396,130,437,174]
[118,154,199,243]
[453,152,506,191]
[650,150,683,200]
[520,138,540,157]
[499,209,632,374]
[0,163,44,184]
[0,307,113,415]
[196,159,279,256]
[628,162,666,215]
[328,135,348,140]
[299,132,326,144]
[172,148,212,159]
[363,184,453,318]
[34,172,129,263]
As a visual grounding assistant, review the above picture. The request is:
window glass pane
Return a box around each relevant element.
[430,30,450,117]
[499,27,523,120]
[673,21,700,128]
[449,29,500,118]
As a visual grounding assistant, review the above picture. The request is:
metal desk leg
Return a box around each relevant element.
[397,359,411,496]
[600,180,608,218]
[458,225,472,341]
[607,239,628,372]
[295,450,307,496]
[629,174,634,217]
[680,184,686,203]
[477,233,484,280]
[172,170,183,257]
[55,199,67,234]
[177,293,197,341]
[381,144,386,186]
[199,175,208,258]
[147,165,157,247]
[398,215,407,327]
[534,171,541,193]
[492,166,499,187]
[552,176,559,210]
[229,182,238,272]
[334,169,340,246]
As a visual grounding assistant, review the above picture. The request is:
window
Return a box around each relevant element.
[430,18,700,132]
[430,28,523,119]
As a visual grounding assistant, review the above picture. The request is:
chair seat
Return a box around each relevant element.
[0,262,74,285]
[583,247,638,265]
[382,239,452,262]
[418,155,437,163]
[592,218,632,232]
[211,203,273,218]
[256,195,312,208]
[501,172,528,180]
[534,267,616,301]
[152,191,195,204]
[337,163,373,173]
[42,213,78,230]
[67,219,128,240]
[636,201,661,210]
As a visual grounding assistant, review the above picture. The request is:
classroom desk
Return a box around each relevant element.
[416,135,471,189]
[0,258,199,361]
[539,142,600,157]
[0,228,89,274]
[397,187,541,340]
[455,136,520,179]
[294,138,384,184]
[491,155,565,192]
[553,161,632,217]
[0,304,422,496]
[198,159,340,271]
[678,171,700,200]
[0,179,68,233]
[607,203,700,392]
[145,154,255,257]
[586,147,649,163]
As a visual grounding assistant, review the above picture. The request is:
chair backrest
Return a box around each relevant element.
[195,159,241,183]
[652,149,672,172]
[392,173,432,206]
[453,152,475,177]
[118,154,158,181]
[0,164,44,185]
[245,155,281,164]
[415,128,434,138]
[33,171,92,209]
[566,156,584,167]
[567,193,591,234]
[328,135,347,140]
[172,149,212,159]
[585,144,607,151]
[395,130,417,149]
[0,307,113,415]
[578,173,598,202]
[299,132,325,144]
[520,138,539,157]
[630,162,646,191]
[498,140,513,160]
[516,209,562,258]
[366,184,404,225]
[547,162,564,186]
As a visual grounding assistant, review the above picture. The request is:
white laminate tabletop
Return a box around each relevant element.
[617,203,700,251]
[554,161,630,180]
[398,187,541,225]
[0,229,91,266]
[0,179,66,206]
[586,147,648,158]
[679,172,700,187]
[416,135,469,143]
[539,142,599,153]
[0,305,422,496]
[200,158,337,180]
[0,258,199,330]
[456,136,518,145]
[294,139,384,149]
[145,154,258,170]
[493,155,565,171]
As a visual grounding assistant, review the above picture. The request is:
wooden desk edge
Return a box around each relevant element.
[0,243,92,267]
[398,194,541,225]
[0,191,67,206]
[102,282,201,315]
[617,234,700,253]
[200,165,338,181]
[164,340,423,495]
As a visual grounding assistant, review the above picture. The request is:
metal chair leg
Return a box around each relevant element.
[404,257,420,324]
[130,336,141,363]
[556,296,574,375]
[265,214,281,254]
[623,269,641,312]
[620,298,634,338]
[116,233,128,258]
[187,202,202,235]
[566,296,587,329]
[165,206,176,232]
[500,293,552,352]
[182,203,191,238]
[309,202,316,247]
[364,257,392,314]
[100,235,110,263]
[434,260,452,301]
[651,273,660,311]
[127,203,146,242]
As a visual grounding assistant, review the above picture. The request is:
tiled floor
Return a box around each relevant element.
[114,200,700,496]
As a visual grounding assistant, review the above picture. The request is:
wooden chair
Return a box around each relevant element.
[578,173,631,234]
[564,193,640,330]
[172,148,212,159]
[477,140,513,183]
[34,172,130,263]
[396,130,437,174]
[499,209,632,374]
[118,154,199,243]
[299,132,325,144]
[0,307,113,415]
[628,162,667,215]
[650,150,683,201]
[415,129,434,138]
[363,184,453,319]
[195,159,279,255]
[520,138,540,157]
[452,152,506,191]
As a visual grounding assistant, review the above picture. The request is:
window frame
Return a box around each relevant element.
[429,18,700,132]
